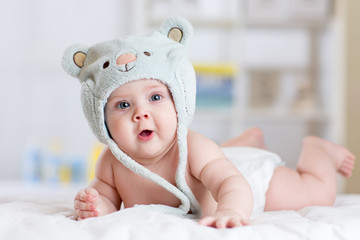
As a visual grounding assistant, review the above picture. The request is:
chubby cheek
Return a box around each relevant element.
[105,115,130,144]
[159,107,178,138]
[110,126,133,153]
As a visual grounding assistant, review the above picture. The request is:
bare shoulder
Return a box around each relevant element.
[94,146,117,187]
[96,146,114,168]
[187,130,221,153]
[187,130,226,179]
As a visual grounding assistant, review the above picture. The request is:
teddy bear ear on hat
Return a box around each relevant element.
[62,43,89,78]
[158,16,193,45]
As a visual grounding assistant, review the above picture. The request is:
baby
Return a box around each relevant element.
[62,17,355,228]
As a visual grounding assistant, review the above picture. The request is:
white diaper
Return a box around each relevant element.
[221,147,284,218]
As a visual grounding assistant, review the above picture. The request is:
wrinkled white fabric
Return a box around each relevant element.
[1,190,360,240]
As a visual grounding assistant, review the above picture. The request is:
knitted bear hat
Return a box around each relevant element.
[62,17,201,218]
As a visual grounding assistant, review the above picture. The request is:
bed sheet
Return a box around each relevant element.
[1,189,360,240]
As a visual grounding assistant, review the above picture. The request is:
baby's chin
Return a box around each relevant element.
[114,135,178,164]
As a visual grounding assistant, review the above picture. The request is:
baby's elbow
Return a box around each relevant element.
[216,174,251,198]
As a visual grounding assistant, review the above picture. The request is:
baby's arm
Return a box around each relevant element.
[188,131,253,228]
[74,147,121,220]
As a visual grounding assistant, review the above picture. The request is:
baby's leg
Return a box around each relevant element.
[220,127,266,149]
[265,136,355,211]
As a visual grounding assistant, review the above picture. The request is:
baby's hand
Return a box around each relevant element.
[74,187,101,220]
[198,210,249,229]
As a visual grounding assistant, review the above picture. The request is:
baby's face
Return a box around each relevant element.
[105,79,178,164]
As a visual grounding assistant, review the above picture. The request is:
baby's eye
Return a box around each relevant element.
[116,101,130,109]
[150,94,161,102]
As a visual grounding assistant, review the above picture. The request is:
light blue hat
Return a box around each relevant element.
[62,17,201,218]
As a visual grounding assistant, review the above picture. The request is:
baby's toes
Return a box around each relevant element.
[339,158,355,178]
[339,167,351,178]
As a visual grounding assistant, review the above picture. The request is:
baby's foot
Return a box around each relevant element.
[221,127,266,149]
[338,155,355,178]
[307,136,355,178]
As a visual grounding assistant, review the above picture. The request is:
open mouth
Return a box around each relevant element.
[138,130,154,141]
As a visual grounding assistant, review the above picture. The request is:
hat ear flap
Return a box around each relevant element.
[62,44,89,78]
[159,17,193,46]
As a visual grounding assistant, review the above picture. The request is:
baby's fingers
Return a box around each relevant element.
[217,217,243,228]
[76,209,99,220]
[75,188,86,201]
[74,199,97,211]
[199,216,248,229]
[198,216,216,228]
[85,187,99,196]
[75,188,99,202]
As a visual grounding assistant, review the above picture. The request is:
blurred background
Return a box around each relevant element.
[0,0,359,193]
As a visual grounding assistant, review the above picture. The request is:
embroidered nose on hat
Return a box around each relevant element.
[116,53,137,72]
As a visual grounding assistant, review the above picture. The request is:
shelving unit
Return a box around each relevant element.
[132,0,341,169]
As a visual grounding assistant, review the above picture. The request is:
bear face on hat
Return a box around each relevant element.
[62,17,196,144]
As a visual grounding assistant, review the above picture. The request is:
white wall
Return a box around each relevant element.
[0,0,132,180]
[0,0,338,181]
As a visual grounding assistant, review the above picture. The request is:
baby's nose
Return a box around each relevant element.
[134,111,149,121]
[134,113,149,121]
[116,53,137,66]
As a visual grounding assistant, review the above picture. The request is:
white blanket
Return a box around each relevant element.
[1,188,360,240]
